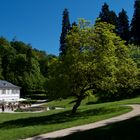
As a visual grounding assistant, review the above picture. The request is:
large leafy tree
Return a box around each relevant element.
[118,9,130,44]
[59,8,71,55]
[127,44,140,96]
[129,44,140,68]
[47,20,139,114]
[130,0,140,45]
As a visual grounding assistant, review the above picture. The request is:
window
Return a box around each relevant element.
[2,89,6,94]
[12,90,19,94]
[16,90,19,94]
[7,90,10,94]
[12,90,16,94]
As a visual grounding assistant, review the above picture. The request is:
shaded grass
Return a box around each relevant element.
[55,116,140,140]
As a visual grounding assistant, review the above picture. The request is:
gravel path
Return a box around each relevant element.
[24,104,140,140]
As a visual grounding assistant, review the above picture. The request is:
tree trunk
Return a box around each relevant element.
[71,97,82,115]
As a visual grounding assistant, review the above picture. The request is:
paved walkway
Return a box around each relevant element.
[24,104,140,140]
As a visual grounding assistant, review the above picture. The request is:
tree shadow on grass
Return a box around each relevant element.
[55,116,140,140]
[69,99,77,104]
[0,107,117,129]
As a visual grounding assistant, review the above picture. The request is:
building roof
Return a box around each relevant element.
[0,80,20,89]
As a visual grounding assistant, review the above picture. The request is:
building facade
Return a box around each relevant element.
[0,80,20,103]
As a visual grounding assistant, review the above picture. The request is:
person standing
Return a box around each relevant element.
[2,104,5,112]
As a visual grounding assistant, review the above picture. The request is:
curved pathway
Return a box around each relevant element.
[24,104,140,140]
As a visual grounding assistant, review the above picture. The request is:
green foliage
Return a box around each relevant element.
[0,37,16,80]
[129,44,140,67]
[38,54,57,77]
[0,37,48,97]
[93,23,139,100]
[11,40,31,54]
[129,44,140,95]
[20,99,37,104]
[46,57,71,99]
[130,0,140,45]
[47,20,139,113]
[0,57,3,79]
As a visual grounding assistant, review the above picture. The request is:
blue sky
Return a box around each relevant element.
[0,0,134,55]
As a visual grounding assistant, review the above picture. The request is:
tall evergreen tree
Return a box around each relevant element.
[59,8,71,55]
[98,3,110,23]
[118,9,130,43]
[109,10,118,27]
[98,3,118,27]
[130,0,140,45]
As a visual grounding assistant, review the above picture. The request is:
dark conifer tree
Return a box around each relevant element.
[71,21,77,27]
[118,9,130,44]
[130,0,140,45]
[109,11,118,27]
[98,3,118,29]
[98,3,110,23]
[59,8,71,55]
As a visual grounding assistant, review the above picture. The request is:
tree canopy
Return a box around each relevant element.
[0,37,51,97]
[47,20,139,114]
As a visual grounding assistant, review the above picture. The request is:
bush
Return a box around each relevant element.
[20,99,37,104]
[15,106,47,112]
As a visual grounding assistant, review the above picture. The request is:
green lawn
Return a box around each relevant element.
[0,96,140,140]
[43,96,97,108]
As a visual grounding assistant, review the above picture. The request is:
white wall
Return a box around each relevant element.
[0,89,20,101]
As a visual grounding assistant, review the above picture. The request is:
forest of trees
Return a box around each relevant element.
[0,37,56,97]
[0,0,140,113]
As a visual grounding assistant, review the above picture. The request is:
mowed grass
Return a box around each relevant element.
[0,96,140,140]
[43,96,98,108]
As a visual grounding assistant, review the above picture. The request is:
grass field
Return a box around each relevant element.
[0,96,140,140]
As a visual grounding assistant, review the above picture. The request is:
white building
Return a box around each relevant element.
[0,80,21,103]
